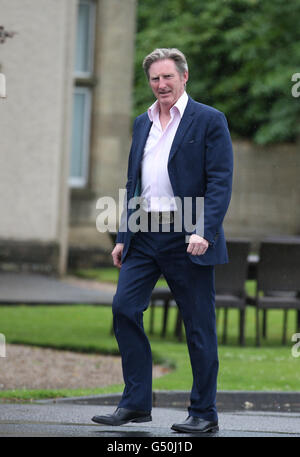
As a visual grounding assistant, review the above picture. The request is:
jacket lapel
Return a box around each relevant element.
[135,116,152,165]
[132,116,152,196]
[168,97,195,164]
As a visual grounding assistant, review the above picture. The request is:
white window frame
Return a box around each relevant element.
[69,86,92,188]
[74,0,96,79]
[69,0,96,188]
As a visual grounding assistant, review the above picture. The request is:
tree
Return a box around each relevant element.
[134,0,300,144]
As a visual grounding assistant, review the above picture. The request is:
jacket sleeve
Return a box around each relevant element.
[202,111,233,245]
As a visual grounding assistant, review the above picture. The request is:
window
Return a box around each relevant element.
[69,0,96,188]
[74,0,95,77]
[69,87,92,187]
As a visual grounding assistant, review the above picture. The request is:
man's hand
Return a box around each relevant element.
[187,234,209,256]
[111,243,124,268]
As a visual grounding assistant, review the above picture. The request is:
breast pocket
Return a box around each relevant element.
[180,139,205,168]
[181,137,204,146]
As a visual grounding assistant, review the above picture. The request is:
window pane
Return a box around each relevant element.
[75,1,95,75]
[69,88,91,187]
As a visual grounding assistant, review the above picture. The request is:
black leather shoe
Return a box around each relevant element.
[171,416,219,433]
[91,408,152,426]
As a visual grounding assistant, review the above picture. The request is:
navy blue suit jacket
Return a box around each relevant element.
[116,96,233,266]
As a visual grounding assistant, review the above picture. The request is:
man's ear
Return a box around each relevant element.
[183,71,189,86]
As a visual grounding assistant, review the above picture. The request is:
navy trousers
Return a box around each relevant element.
[112,227,219,422]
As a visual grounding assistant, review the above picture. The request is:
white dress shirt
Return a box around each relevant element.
[141,91,189,212]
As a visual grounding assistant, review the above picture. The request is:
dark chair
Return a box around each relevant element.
[149,287,175,338]
[149,239,251,344]
[150,288,185,341]
[253,237,300,346]
[215,238,251,346]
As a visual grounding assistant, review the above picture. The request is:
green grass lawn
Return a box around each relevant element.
[1,295,300,401]
[73,267,168,288]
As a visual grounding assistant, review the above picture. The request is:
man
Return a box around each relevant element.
[92,48,233,433]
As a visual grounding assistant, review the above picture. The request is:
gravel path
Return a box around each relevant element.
[0,344,169,391]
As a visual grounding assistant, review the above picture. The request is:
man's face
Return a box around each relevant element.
[148,58,188,109]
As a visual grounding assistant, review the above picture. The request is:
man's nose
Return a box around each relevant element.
[158,78,167,89]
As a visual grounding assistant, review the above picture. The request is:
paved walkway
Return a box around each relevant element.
[0,401,300,437]
[0,271,115,305]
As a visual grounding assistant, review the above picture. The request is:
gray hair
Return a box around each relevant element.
[142,48,188,79]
